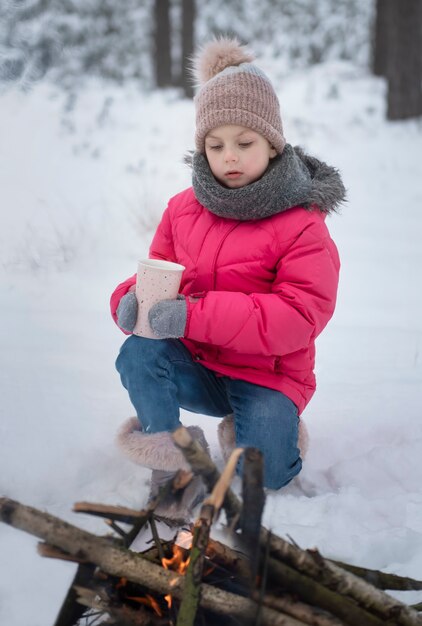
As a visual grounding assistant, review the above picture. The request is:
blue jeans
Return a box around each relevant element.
[116,335,302,490]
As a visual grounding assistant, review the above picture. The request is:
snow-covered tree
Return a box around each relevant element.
[1,0,154,88]
[0,0,375,90]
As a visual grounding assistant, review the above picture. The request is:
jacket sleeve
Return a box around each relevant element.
[110,207,176,331]
[184,220,340,356]
[149,206,177,262]
[110,274,137,332]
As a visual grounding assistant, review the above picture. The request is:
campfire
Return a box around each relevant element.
[1,426,422,626]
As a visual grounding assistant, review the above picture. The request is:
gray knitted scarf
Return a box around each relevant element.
[190,144,346,221]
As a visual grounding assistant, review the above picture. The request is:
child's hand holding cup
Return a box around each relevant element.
[133,259,186,339]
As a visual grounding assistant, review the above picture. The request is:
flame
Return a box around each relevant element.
[116,577,127,589]
[204,563,216,577]
[125,593,163,616]
[116,577,163,616]
[161,545,190,574]
[205,546,215,559]
[161,541,191,609]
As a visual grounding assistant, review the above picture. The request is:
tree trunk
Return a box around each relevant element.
[180,0,196,98]
[153,0,172,88]
[372,0,390,76]
[385,0,422,119]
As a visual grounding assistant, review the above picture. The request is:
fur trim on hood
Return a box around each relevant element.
[294,146,346,215]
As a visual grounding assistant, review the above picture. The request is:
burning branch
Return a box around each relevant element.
[74,585,164,625]
[175,504,213,626]
[172,427,422,626]
[0,497,307,626]
[2,443,422,626]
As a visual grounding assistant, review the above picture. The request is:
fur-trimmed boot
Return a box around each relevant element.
[116,417,209,524]
[217,413,309,463]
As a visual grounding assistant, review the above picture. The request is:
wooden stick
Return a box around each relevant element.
[138,471,201,535]
[204,448,244,513]
[139,541,176,564]
[328,559,422,591]
[211,529,391,626]
[171,429,421,626]
[266,550,385,626]
[74,585,162,625]
[37,542,88,564]
[73,501,150,524]
[172,426,242,526]
[0,498,308,626]
[74,471,196,549]
[74,500,152,548]
[206,536,251,581]
[176,503,214,626]
[206,535,383,626]
[261,593,346,626]
[241,447,265,580]
[265,536,422,626]
[106,519,128,539]
[256,527,273,626]
[52,563,97,626]
[148,516,166,563]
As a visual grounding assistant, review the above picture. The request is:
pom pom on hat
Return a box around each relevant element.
[193,37,286,154]
[192,36,254,86]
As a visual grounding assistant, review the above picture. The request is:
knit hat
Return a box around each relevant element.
[192,37,285,154]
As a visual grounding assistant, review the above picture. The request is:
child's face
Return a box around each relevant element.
[204,124,277,189]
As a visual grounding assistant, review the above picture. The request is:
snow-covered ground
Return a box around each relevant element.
[1,61,421,624]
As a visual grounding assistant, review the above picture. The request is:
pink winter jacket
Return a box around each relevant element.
[110,187,340,415]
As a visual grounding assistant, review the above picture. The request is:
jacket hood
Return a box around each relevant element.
[293,146,347,214]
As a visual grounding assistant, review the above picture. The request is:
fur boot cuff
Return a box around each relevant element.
[217,413,309,462]
[298,418,309,458]
[116,417,209,471]
[217,414,237,463]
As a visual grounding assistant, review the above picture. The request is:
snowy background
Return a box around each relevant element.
[1,18,422,626]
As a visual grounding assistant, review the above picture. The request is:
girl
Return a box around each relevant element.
[110,38,345,522]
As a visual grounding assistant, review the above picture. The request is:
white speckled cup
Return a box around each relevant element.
[133,259,186,339]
